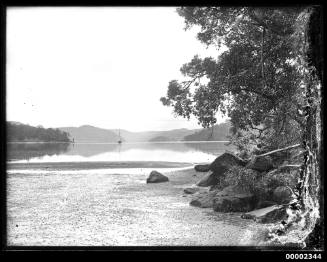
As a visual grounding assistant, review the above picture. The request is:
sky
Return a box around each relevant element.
[7,7,228,132]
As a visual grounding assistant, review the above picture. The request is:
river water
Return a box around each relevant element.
[7,142,268,246]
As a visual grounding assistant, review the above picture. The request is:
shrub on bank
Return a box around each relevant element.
[221,165,298,203]
[221,166,260,193]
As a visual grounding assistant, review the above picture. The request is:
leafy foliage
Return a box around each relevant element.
[161,6,322,247]
[222,165,298,202]
[161,7,307,154]
[221,166,260,193]
[183,121,231,141]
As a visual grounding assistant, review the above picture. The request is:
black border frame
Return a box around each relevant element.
[0,0,325,258]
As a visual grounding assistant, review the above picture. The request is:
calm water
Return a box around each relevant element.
[7,141,233,164]
[6,141,267,246]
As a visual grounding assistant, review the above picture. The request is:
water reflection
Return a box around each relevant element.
[7,143,71,161]
[7,142,234,163]
[184,142,233,155]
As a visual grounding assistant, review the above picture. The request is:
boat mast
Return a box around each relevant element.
[118,128,122,144]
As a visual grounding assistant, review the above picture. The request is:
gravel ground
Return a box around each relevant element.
[7,164,269,246]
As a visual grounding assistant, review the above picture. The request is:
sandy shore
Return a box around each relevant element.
[7,164,269,246]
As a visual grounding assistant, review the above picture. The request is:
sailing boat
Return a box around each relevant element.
[117,128,122,144]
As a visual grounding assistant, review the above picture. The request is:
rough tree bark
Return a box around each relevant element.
[302,6,323,249]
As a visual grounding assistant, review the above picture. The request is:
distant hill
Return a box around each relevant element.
[7,122,71,142]
[58,126,198,143]
[183,121,232,141]
[59,125,121,143]
[107,128,198,142]
[148,136,171,142]
[145,128,199,142]
[57,122,231,143]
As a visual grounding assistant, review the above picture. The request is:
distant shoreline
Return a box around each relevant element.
[7,161,195,170]
[7,141,72,143]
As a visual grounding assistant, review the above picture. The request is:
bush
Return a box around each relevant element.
[221,166,261,193]
[221,166,299,202]
[259,169,298,191]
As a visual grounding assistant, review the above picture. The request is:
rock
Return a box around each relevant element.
[212,185,255,212]
[146,171,169,183]
[246,155,274,172]
[241,205,282,222]
[259,207,288,223]
[256,200,278,209]
[190,190,217,208]
[196,171,218,187]
[196,152,247,188]
[183,187,200,194]
[273,186,293,204]
[209,184,224,191]
[191,185,255,212]
[209,152,247,174]
[213,196,253,213]
[194,164,210,172]
[214,185,250,197]
[258,169,297,196]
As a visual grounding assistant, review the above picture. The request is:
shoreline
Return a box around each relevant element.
[7,140,230,144]
[7,164,269,246]
[7,161,196,170]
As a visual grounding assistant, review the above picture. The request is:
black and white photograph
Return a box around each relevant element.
[1,4,324,253]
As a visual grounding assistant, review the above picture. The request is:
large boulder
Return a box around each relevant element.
[194,164,210,172]
[190,185,255,212]
[212,185,255,213]
[255,168,298,202]
[246,155,274,172]
[213,196,253,213]
[146,171,169,183]
[196,171,218,187]
[209,152,248,173]
[273,186,293,204]
[189,190,217,208]
[196,152,247,188]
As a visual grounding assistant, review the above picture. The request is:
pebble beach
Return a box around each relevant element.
[7,162,269,246]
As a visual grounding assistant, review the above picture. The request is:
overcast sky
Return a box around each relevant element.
[7,7,228,132]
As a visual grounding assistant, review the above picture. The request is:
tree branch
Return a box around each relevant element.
[257,143,302,157]
[239,87,274,100]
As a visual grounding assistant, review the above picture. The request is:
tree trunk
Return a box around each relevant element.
[302,6,323,248]
[288,6,323,249]
[269,7,323,248]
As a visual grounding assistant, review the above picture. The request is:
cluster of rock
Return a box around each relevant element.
[144,149,299,224]
[184,151,297,224]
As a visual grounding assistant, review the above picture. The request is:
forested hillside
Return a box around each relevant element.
[7,122,71,142]
[183,121,231,141]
